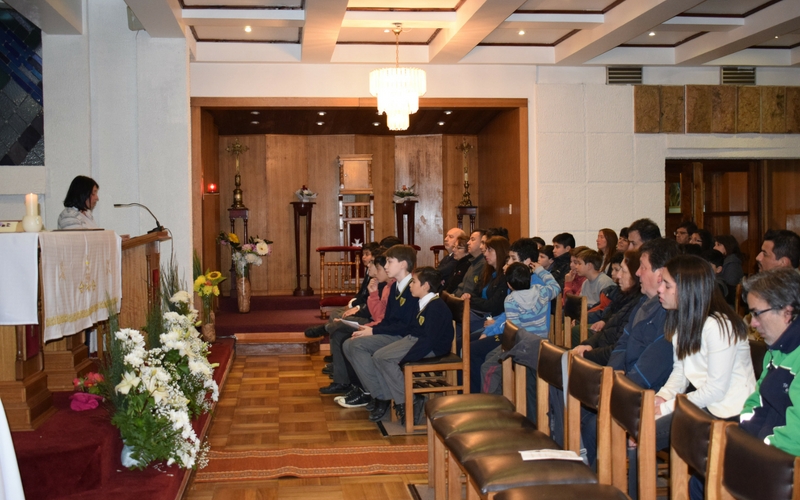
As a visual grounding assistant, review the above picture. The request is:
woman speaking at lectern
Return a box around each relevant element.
[57,175,99,230]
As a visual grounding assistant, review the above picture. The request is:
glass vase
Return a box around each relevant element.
[236,275,251,313]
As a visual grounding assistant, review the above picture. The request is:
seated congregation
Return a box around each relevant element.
[305,220,800,499]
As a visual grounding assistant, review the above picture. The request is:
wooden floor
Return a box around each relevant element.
[185,352,427,500]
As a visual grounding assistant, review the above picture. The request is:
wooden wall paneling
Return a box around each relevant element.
[787,87,800,133]
[634,86,660,133]
[394,136,444,268]
[660,86,685,134]
[263,135,309,294]
[191,107,203,282]
[442,135,478,236]
[761,87,787,134]
[517,105,530,236]
[478,108,522,242]
[765,159,800,233]
[686,85,712,134]
[218,135,267,294]
[710,85,736,134]
[307,135,355,290]
[737,86,761,133]
[201,111,220,275]
[354,135,395,241]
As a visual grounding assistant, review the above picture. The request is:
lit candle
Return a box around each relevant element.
[25,193,37,216]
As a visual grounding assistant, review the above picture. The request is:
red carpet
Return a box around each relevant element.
[11,338,234,500]
[193,444,428,482]
[215,295,332,336]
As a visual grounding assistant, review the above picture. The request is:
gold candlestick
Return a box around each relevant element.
[456,137,473,206]
[226,138,250,209]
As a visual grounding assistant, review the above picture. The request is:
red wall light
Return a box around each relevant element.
[206,183,219,194]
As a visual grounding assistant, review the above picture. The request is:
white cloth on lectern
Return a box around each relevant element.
[0,399,25,499]
[38,231,122,342]
[0,233,39,325]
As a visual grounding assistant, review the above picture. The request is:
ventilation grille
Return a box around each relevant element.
[607,66,643,85]
[721,67,756,85]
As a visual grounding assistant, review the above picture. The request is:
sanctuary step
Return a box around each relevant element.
[215,295,327,336]
[218,294,319,312]
[234,332,320,355]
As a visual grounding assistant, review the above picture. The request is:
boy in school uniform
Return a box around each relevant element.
[371,267,454,425]
[342,245,419,420]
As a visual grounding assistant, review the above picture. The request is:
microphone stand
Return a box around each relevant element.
[113,203,164,234]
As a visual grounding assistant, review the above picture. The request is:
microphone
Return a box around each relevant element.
[114,203,164,234]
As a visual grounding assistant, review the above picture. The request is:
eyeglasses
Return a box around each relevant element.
[751,307,778,318]
[674,231,687,236]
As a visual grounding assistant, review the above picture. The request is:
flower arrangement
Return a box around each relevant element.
[194,271,225,324]
[74,372,104,394]
[295,185,317,202]
[218,232,272,277]
[104,293,218,470]
[393,184,418,202]
[71,372,105,411]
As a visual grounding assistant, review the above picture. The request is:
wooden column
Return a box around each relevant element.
[291,201,314,297]
[395,199,417,246]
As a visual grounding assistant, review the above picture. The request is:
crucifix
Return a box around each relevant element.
[226,138,249,209]
[457,137,473,206]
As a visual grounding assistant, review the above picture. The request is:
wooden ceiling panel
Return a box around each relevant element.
[193,25,299,41]
[182,0,302,7]
[337,26,437,43]
[684,0,774,17]
[347,1,461,10]
[624,30,704,46]
[518,0,619,13]
[481,27,574,45]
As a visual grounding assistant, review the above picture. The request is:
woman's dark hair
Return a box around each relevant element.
[599,228,618,271]
[621,250,641,293]
[413,266,442,293]
[663,254,747,359]
[506,262,532,291]
[63,175,98,211]
[619,227,629,239]
[714,234,741,258]
[479,236,510,288]
[693,229,714,252]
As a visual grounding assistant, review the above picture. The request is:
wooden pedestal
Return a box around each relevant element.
[0,325,54,431]
[43,334,93,392]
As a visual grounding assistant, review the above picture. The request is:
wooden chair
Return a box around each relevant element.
[749,338,768,381]
[431,244,446,267]
[551,298,564,346]
[453,352,614,499]
[492,372,656,500]
[669,395,728,500]
[316,245,362,318]
[563,293,588,348]
[734,282,745,317]
[500,323,526,415]
[401,296,470,434]
[720,424,800,500]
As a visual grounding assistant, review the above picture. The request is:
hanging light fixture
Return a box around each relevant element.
[369,23,426,131]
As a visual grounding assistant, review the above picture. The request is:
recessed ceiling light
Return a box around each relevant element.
[316,121,324,126]
[250,111,260,115]
[649,32,655,36]
[775,35,779,39]
[518,30,525,35]
[372,122,380,126]
[318,111,326,116]
[251,121,259,125]
[245,26,252,33]
[438,121,445,126]
[444,110,452,115]
[384,29,390,33]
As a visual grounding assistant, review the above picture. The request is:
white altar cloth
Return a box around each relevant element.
[0,233,39,326]
[38,231,122,342]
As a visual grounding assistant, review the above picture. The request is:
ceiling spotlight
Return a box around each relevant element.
[444,110,452,115]
[384,29,390,33]
[316,121,324,126]
[250,111,260,115]
[438,121,445,126]
[518,30,525,35]
[775,35,779,39]
[318,111,326,116]
[251,121,259,125]
[649,32,655,36]
[372,122,380,126]
[245,26,252,33]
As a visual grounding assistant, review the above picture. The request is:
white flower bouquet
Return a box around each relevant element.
[218,232,272,277]
[295,185,317,202]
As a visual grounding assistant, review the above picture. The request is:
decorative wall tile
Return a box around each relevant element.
[686,85,712,133]
[761,86,786,134]
[660,86,685,134]
[787,87,800,134]
[737,86,761,133]
[634,86,659,133]
[711,85,736,134]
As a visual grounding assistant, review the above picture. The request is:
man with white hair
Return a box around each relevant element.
[437,227,466,283]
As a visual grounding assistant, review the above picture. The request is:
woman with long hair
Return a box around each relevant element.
[596,228,618,275]
[713,234,744,288]
[58,175,100,229]
[654,254,755,448]
[466,236,510,317]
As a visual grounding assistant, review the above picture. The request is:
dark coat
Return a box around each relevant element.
[400,296,454,363]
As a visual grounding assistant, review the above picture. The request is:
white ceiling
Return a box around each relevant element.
[7,0,800,66]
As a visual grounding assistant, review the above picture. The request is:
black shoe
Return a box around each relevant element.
[336,388,372,408]
[320,382,350,395]
[412,395,426,426]
[305,325,326,338]
[321,363,333,375]
[365,397,377,412]
[394,403,406,426]
[323,355,333,363]
[368,399,391,421]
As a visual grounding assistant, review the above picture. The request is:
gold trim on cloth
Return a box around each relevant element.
[46,299,118,328]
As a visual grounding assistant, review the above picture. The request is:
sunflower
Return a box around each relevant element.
[206,271,222,280]
[228,233,239,244]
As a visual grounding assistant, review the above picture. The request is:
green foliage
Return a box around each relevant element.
[100,298,125,410]
[144,297,164,350]
[193,249,202,282]
[160,253,185,314]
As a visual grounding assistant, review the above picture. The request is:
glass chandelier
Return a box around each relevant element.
[369,24,426,131]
